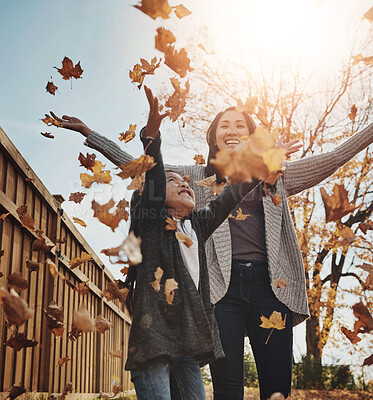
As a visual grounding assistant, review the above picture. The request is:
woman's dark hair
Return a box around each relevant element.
[205,107,256,183]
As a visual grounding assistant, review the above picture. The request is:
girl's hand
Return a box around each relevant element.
[49,111,92,138]
[144,86,169,138]
[276,132,303,157]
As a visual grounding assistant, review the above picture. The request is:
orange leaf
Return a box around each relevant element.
[195,174,226,195]
[134,0,172,19]
[165,216,178,231]
[26,260,40,272]
[109,349,123,358]
[57,357,71,367]
[155,27,176,52]
[69,192,86,204]
[117,155,156,180]
[5,332,38,352]
[78,281,90,295]
[164,278,178,304]
[46,259,64,279]
[127,174,145,191]
[78,152,96,170]
[175,231,193,247]
[42,114,61,127]
[129,57,161,89]
[119,124,136,143]
[150,266,164,292]
[16,205,35,232]
[353,301,373,333]
[55,56,83,80]
[43,301,64,337]
[69,251,92,270]
[172,4,191,19]
[356,263,373,287]
[363,353,373,366]
[193,154,205,165]
[352,54,373,65]
[341,326,361,344]
[359,220,373,234]
[46,81,58,95]
[163,46,193,78]
[80,161,112,188]
[348,104,358,121]
[0,212,10,220]
[92,199,128,232]
[363,6,373,22]
[165,78,190,122]
[73,217,87,227]
[271,278,287,289]
[235,208,250,221]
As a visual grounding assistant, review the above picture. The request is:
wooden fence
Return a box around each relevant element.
[0,127,133,395]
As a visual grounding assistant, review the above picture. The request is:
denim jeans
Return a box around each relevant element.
[209,260,293,400]
[131,356,206,400]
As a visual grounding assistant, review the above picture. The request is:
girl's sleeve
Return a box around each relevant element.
[195,179,261,241]
[284,122,373,196]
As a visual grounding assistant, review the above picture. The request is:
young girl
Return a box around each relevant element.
[122,87,260,400]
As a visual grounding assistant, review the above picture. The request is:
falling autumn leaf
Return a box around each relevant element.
[164,278,178,304]
[46,259,64,280]
[0,212,10,220]
[341,326,362,344]
[352,54,373,65]
[119,124,136,143]
[57,357,71,367]
[129,57,162,89]
[32,232,54,252]
[55,56,83,80]
[80,161,112,188]
[0,287,34,326]
[78,280,89,295]
[95,315,112,334]
[235,208,250,221]
[78,152,96,170]
[72,217,87,227]
[7,385,26,400]
[320,184,360,223]
[335,226,359,247]
[265,171,283,186]
[46,81,58,95]
[155,27,176,52]
[163,46,193,79]
[165,78,189,122]
[5,332,38,351]
[100,384,123,399]
[101,281,129,303]
[16,205,35,232]
[236,97,257,114]
[256,106,270,127]
[120,265,129,276]
[69,192,86,204]
[127,174,145,191]
[109,349,123,358]
[172,4,191,19]
[363,6,373,22]
[150,266,164,292]
[260,311,287,344]
[134,0,172,19]
[69,251,92,270]
[165,216,178,231]
[175,231,193,247]
[356,263,373,287]
[40,132,54,139]
[43,300,64,337]
[117,155,156,180]
[359,220,373,234]
[92,199,128,232]
[42,114,61,127]
[58,383,73,400]
[122,231,143,265]
[353,301,373,333]
[7,272,29,293]
[193,154,205,165]
[73,304,95,332]
[26,260,40,272]
[349,104,358,121]
[195,174,226,195]
[271,278,287,289]
[363,353,373,366]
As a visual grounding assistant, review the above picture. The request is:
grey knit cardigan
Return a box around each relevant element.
[85,123,373,327]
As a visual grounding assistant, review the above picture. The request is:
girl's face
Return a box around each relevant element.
[215,110,250,151]
[165,172,195,218]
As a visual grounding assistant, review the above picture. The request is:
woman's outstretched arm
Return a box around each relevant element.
[284,122,373,196]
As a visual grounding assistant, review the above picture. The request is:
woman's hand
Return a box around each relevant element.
[49,111,92,138]
[276,132,302,157]
[144,85,169,138]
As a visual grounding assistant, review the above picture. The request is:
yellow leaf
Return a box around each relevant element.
[80,161,112,189]
[175,231,193,247]
[119,124,136,143]
[69,251,92,270]
[172,4,191,19]
[117,155,156,180]
[164,278,178,304]
[259,311,286,330]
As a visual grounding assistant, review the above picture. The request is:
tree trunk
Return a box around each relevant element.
[305,315,323,388]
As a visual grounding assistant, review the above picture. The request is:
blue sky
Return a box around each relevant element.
[1,0,373,366]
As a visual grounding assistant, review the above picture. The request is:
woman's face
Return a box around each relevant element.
[165,171,195,218]
[215,110,250,151]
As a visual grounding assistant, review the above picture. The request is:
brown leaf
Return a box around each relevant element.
[78,152,96,170]
[73,304,95,332]
[127,174,145,191]
[55,56,83,80]
[69,192,86,204]
[42,114,61,127]
[58,383,73,400]
[356,263,373,287]
[72,217,87,227]
[117,155,156,180]
[5,332,38,351]
[353,301,373,333]
[0,287,34,326]
[119,124,136,143]
[175,231,193,247]
[8,385,26,400]
[336,226,358,247]
[46,259,64,279]
[16,205,35,231]
[165,216,178,231]
[80,161,112,189]
[43,300,64,337]
[341,326,361,344]
[320,184,360,223]
[32,235,54,252]
[363,353,373,366]
[57,356,71,366]
[134,0,172,19]
[363,6,373,22]
[46,81,58,95]
[26,260,40,272]
[352,54,373,65]
[163,46,193,78]
[348,104,358,121]
[359,220,373,234]
[7,272,29,293]
[129,57,162,89]
[0,212,10,220]
[120,266,129,276]
[155,27,176,52]
[95,314,112,334]
[40,132,54,139]
[193,154,205,165]
[78,280,89,295]
[69,251,92,270]
[164,278,178,304]
[271,278,287,289]
[265,171,283,186]
[109,349,123,358]
[150,266,164,292]
[101,281,129,303]
[236,97,257,114]
[92,199,128,232]
[195,174,226,195]
[172,4,191,19]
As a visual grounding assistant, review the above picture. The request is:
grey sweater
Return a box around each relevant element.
[85,123,373,326]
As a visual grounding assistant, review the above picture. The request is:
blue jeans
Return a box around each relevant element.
[131,356,206,400]
[209,260,293,400]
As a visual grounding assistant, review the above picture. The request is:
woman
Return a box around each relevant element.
[50,103,373,399]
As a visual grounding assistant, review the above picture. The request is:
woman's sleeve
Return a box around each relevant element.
[284,122,373,196]
[195,179,261,241]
